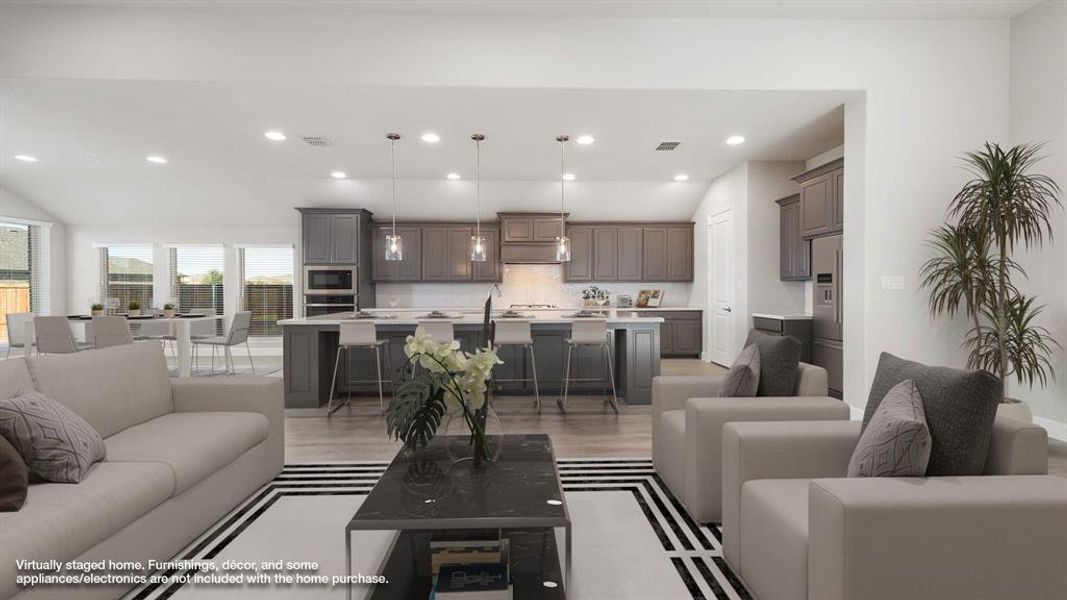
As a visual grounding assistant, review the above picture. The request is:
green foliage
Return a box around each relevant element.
[127,300,141,311]
[386,374,448,451]
[202,269,224,285]
[90,303,104,311]
[163,303,175,310]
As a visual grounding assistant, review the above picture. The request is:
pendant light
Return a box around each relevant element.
[470,134,488,262]
[385,133,403,261]
[555,135,571,262]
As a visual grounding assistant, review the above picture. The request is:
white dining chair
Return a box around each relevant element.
[4,312,32,358]
[34,316,92,355]
[133,319,177,358]
[327,321,394,417]
[492,319,540,412]
[192,311,254,375]
[91,315,133,349]
[557,319,618,414]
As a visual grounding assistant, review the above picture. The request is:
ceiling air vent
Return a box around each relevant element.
[655,141,682,151]
[300,136,334,148]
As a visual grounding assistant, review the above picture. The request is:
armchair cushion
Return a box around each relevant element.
[743,330,801,397]
[847,379,930,477]
[864,353,1001,476]
[721,344,760,397]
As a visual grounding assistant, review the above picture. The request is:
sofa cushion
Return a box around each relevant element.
[0,461,174,600]
[721,345,760,397]
[27,341,173,439]
[0,359,34,401]
[0,390,107,483]
[849,380,931,477]
[743,330,802,397]
[0,435,28,512]
[739,479,811,600]
[864,353,1001,476]
[105,412,269,495]
[657,410,687,500]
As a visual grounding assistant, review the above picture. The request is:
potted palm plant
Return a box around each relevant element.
[127,300,141,317]
[90,303,105,316]
[162,303,176,318]
[920,142,1061,421]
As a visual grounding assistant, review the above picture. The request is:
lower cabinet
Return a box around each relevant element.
[654,310,703,357]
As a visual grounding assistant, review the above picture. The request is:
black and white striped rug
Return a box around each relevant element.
[124,460,751,600]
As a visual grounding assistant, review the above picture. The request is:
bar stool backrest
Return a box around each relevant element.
[570,319,609,345]
[91,315,133,349]
[493,320,533,346]
[34,316,78,354]
[418,321,455,344]
[340,321,379,347]
[5,312,31,347]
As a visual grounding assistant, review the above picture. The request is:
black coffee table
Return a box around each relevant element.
[346,433,570,599]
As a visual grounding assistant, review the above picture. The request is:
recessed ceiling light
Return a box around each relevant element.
[576,135,595,145]
[674,174,689,182]
[725,135,746,146]
[84,155,104,164]
[13,154,38,163]
[420,133,441,144]
[330,171,347,179]
[264,130,287,141]
[146,155,168,164]
[446,172,461,180]
[562,173,576,181]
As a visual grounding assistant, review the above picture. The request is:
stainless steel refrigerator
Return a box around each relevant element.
[811,234,843,398]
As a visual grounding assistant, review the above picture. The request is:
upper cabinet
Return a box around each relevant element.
[793,158,844,239]
[500,213,565,243]
[616,226,644,281]
[565,222,693,283]
[298,208,371,265]
[564,226,594,282]
[471,226,501,282]
[372,225,422,281]
[776,194,811,281]
[373,222,500,283]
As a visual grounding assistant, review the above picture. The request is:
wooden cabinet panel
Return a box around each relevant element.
[373,225,422,281]
[303,215,331,263]
[420,227,451,281]
[642,227,668,280]
[670,318,702,355]
[617,227,643,281]
[564,226,593,282]
[533,217,564,242]
[777,195,811,281]
[799,174,833,238]
[831,168,844,232]
[471,227,501,282]
[448,227,473,280]
[328,215,357,263]
[666,227,693,281]
[502,218,534,242]
[372,225,390,280]
[592,227,618,280]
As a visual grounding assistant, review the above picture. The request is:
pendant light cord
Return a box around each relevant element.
[390,137,398,237]
[559,136,566,237]
[476,137,482,237]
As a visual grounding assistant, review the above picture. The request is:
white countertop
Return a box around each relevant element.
[279,309,664,326]
[751,313,814,320]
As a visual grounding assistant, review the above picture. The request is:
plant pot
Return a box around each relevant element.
[128,309,140,317]
[90,309,104,316]
[997,398,1033,423]
[583,299,595,307]
[163,309,176,318]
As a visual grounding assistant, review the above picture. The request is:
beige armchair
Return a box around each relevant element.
[652,362,848,523]
[721,417,1061,600]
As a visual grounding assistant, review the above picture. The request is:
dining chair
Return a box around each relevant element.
[492,319,540,412]
[91,315,133,349]
[192,311,254,375]
[327,321,394,417]
[4,312,32,358]
[557,319,618,414]
[34,316,92,355]
[133,319,177,358]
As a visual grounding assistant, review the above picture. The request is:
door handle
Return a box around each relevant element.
[723,307,732,312]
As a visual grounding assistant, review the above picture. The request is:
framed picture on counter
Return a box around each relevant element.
[636,289,663,308]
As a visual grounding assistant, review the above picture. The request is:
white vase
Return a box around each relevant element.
[997,398,1033,423]
[128,309,140,317]
[163,309,176,318]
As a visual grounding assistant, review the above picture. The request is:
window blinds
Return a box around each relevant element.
[0,221,49,343]
[239,246,294,336]
[168,246,224,316]
[101,244,154,311]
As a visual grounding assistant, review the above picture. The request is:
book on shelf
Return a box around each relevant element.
[431,563,513,600]
[430,538,509,577]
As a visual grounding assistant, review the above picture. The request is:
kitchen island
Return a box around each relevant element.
[278,309,663,408]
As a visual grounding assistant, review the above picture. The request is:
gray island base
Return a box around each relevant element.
[279,312,662,408]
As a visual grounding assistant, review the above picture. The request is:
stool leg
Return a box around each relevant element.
[604,342,619,415]
[375,345,385,415]
[327,345,343,417]
[383,341,396,410]
[528,344,541,413]
[557,343,573,413]
[345,346,353,414]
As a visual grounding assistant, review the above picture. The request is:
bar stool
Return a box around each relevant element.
[492,319,540,412]
[327,321,394,417]
[557,319,618,414]
[417,320,455,345]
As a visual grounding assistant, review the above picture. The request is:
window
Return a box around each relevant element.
[99,244,153,312]
[169,245,224,333]
[238,246,294,336]
[0,221,49,344]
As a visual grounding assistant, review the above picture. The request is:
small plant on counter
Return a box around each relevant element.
[581,286,611,306]
[127,300,141,316]
[90,303,104,316]
[162,303,176,317]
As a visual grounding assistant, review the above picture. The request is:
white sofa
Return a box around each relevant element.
[652,362,848,523]
[721,417,1062,600]
[0,341,284,600]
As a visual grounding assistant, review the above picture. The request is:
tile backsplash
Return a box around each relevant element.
[375,264,693,308]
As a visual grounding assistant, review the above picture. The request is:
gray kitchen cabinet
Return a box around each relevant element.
[299,210,365,265]
[794,159,844,239]
[666,227,693,281]
[654,310,702,357]
[448,227,473,280]
[564,226,594,282]
[329,214,358,263]
[372,225,422,282]
[753,315,813,364]
[303,214,331,263]
[832,168,844,232]
[617,226,643,280]
[642,227,668,280]
[471,226,501,282]
[420,226,451,281]
[776,194,811,281]
[592,227,618,280]
[500,213,564,243]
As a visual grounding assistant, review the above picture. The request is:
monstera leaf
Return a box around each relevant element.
[386,376,448,450]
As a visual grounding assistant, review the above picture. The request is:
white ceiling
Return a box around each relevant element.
[0,80,846,226]
[0,0,1043,20]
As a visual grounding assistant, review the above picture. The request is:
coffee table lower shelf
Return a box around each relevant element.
[359,528,566,600]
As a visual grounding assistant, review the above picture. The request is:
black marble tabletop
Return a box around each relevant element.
[349,434,569,531]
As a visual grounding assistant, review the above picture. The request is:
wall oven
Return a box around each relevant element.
[303,265,356,295]
[304,294,356,317]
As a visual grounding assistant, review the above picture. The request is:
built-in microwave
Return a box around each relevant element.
[303,265,356,294]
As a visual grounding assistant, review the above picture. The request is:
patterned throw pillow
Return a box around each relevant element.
[721,344,761,397]
[0,434,28,511]
[0,390,107,483]
[848,379,931,477]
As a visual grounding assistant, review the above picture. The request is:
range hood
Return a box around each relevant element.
[500,243,561,264]
[497,212,569,264]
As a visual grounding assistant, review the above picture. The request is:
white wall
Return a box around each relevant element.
[0,7,1014,409]
[746,161,807,317]
[1008,0,1067,428]
[0,184,66,315]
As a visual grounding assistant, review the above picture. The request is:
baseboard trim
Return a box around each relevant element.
[1034,416,1067,443]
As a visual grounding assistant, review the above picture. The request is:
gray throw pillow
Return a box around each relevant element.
[721,345,761,397]
[863,353,1001,476]
[0,390,106,483]
[742,330,802,397]
[848,380,931,477]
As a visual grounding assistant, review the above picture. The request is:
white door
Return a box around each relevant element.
[708,210,736,366]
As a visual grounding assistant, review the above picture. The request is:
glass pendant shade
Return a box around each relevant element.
[555,236,571,262]
[385,234,403,261]
[470,235,488,262]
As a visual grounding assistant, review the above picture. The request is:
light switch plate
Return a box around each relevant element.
[881,276,905,290]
